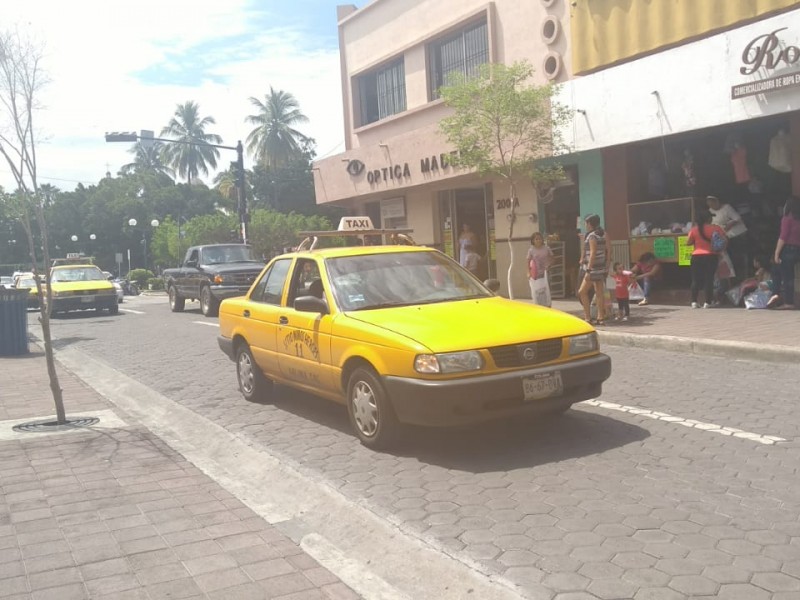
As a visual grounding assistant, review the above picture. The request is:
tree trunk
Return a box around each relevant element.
[506,182,518,300]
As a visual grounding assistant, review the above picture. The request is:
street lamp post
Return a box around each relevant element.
[127,218,159,272]
[106,131,248,244]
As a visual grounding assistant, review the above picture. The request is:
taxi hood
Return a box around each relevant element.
[345,297,593,353]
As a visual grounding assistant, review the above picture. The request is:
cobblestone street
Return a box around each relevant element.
[5,296,796,599]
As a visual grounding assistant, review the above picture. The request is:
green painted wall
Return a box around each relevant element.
[536,149,605,229]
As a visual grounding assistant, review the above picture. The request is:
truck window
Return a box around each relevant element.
[188,249,199,264]
[251,259,291,305]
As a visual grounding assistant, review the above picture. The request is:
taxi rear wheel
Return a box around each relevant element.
[236,344,272,402]
[347,367,398,451]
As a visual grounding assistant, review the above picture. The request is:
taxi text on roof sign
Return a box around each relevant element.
[337,217,375,232]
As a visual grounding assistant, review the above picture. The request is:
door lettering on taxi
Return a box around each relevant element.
[286,366,321,384]
[283,330,320,361]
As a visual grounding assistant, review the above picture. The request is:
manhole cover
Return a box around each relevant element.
[12,416,100,433]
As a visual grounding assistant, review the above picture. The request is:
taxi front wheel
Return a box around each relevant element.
[347,367,399,451]
[236,344,272,402]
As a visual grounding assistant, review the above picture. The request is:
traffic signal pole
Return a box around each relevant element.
[105,131,248,244]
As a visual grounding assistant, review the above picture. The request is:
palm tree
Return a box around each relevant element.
[120,141,173,178]
[160,101,222,185]
[245,87,310,168]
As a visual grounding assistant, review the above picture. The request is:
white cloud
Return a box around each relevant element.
[1,0,344,191]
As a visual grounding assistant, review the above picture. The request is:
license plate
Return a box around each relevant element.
[523,372,563,401]
[81,296,94,303]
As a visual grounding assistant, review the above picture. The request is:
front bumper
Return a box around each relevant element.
[383,353,611,426]
[51,294,117,312]
[210,285,253,301]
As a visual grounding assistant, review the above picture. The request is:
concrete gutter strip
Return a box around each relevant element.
[598,331,800,364]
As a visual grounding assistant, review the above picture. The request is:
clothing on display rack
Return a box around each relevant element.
[730,143,751,184]
[769,129,792,173]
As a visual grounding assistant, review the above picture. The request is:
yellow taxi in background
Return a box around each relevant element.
[48,263,119,316]
[12,273,40,308]
[217,222,611,449]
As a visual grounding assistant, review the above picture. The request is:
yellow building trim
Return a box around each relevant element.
[571,0,800,75]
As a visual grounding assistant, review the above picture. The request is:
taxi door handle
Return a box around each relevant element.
[243,310,250,318]
[279,316,289,325]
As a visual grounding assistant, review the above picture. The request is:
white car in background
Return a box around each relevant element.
[103,271,124,303]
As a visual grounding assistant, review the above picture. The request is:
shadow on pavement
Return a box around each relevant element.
[395,408,649,472]
[264,386,649,471]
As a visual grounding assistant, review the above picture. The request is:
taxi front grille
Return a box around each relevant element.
[488,338,563,368]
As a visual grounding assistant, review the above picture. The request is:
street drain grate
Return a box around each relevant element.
[12,416,100,433]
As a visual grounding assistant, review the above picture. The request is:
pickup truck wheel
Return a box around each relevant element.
[236,344,272,402]
[168,286,185,312]
[200,286,219,317]
[347,367,399,451]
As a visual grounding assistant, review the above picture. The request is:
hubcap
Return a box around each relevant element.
[169,289,175,307]
[238,352,254,394]
[201,289,209,311]
[352,380,378,437]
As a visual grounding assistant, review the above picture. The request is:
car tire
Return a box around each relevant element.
[200,286,219,317]
[169,286,185,312]
[108,302,119,315]
[347,367,399,451]
[236,343,272,402]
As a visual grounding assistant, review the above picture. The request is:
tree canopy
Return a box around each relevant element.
[160,101,223,185]
[245,87,310,169]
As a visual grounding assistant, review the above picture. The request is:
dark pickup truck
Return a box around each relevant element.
[163,244,265,317]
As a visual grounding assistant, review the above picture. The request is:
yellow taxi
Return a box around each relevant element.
[12,273,40,308]
[217,221,611,449]
[48,263,119,316]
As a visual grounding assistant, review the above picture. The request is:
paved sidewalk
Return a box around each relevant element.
[0,349,359,600]
[543,298,800,362]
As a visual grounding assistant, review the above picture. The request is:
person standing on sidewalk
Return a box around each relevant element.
[526,232,554,306]
[578,214,611,324]
[707,195,747,277]
[771,195,800,310]
[612,262,631,321]
[686,209,727,308]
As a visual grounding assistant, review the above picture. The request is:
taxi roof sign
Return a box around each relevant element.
[337,216,374,231]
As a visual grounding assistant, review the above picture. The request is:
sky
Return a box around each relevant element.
[1,0,350,192]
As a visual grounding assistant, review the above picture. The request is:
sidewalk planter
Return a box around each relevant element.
[0,288,29,356]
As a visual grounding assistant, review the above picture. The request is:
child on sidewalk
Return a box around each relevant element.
[612,262,631,321]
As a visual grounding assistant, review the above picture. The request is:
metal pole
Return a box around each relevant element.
[236,141,247,244]
[143,234,148,272]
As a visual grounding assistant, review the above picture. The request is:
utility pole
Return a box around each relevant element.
[105,131,249,244]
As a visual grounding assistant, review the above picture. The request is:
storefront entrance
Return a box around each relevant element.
[438,187,495,280]
[543,166,581,297]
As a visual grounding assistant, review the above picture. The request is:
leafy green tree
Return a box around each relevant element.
[121,141,174,180]
[439,61,570,298]
[160,101,222,184]
[245,87,310,169]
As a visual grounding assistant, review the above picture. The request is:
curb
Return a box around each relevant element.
[598,330,800,364]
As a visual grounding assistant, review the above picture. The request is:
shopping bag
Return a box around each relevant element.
[628,281,645,302]
[716,251,736,280]
[532,276,551,307]
[744,289,770,309]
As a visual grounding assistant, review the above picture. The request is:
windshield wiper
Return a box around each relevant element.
[352,301,416,311]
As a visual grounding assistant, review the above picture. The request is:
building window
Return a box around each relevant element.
[358,59,406,126]
[429,20,489,99]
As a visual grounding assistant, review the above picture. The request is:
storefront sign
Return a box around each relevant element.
[345,151,460,186]
[677,236,692,266]
[653,237,676,259]
[732,28,800,99]
[380,197,406,220]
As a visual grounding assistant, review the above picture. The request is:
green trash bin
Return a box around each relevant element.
[0,287,29,355]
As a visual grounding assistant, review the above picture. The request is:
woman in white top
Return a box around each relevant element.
[707,195,747,280]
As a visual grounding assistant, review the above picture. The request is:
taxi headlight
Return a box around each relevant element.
[569,333,598,355]
[414,351,483,374]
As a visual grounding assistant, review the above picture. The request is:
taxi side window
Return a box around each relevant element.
[251,259,291,305]
[289,259,322,304]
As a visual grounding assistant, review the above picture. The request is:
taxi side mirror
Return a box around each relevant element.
[484,278,501,293]
[294,295,329,315]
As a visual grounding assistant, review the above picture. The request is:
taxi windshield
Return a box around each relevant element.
[326,251,491,311]
[51,267,106,282]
